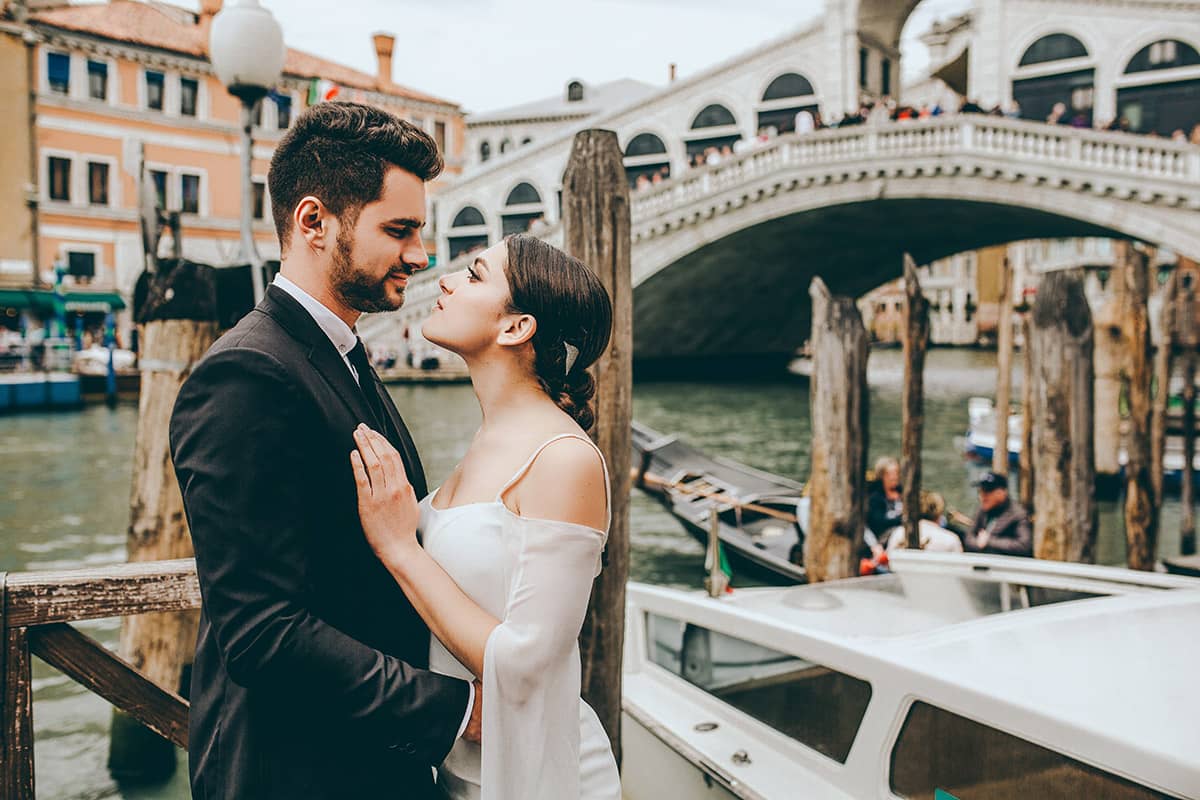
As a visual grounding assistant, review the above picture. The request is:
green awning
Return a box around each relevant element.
[23,289,126,313]
[0,289,32,309]
[63,291,126,312]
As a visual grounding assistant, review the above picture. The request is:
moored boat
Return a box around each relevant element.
[621,551,1200,799]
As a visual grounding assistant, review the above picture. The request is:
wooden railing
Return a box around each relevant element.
[0,558,199,799]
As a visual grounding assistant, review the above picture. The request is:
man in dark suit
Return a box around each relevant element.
[170,102,478,800]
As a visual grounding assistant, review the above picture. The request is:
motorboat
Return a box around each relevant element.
[621,551,1200,799]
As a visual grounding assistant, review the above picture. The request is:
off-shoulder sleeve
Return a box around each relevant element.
[480,515,606,800]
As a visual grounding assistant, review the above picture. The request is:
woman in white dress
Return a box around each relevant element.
[349,234,622,800]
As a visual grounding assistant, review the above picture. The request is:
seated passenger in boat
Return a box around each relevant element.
[885,492,963,554]
[963,472,1033,557]
[865,456,903,559]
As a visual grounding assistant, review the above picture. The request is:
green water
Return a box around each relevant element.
[0,347,1181,798]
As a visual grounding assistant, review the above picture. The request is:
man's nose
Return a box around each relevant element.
[406,237,430,272]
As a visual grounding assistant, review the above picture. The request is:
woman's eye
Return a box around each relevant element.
[467,269,479,281]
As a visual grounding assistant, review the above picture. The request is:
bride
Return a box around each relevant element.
[349,234,622,800]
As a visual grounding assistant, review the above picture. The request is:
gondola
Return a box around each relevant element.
[632,421,808,585]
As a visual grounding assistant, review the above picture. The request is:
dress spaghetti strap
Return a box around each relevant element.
[494,433,611,530]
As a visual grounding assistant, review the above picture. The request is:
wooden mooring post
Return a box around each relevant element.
[111,259,218,779]
[901,255,929,550]
[1093,270,1128,497]
[1019,312,1035,513]
[1151,270,1178,513]
[1179,272,1198,555]
[1030,271,1096,562]
[562,129,632,763]
[805,277,869,581]
[992,258,1014,476]
[1121,243,1158,571]
[1,560,200,800]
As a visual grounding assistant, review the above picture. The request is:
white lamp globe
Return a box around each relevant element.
[209,0,286,102]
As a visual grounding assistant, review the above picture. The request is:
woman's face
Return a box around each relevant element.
[421,241,519,357]
[882,465,900,491]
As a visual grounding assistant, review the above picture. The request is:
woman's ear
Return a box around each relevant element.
[497,313,537,348]
[294,196,330,253]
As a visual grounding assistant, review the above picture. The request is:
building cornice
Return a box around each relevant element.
[467,112,592,129]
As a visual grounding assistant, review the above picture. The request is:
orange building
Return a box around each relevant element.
[2,0,464,339]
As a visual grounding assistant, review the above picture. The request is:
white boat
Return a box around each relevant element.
[621,551,1200,799]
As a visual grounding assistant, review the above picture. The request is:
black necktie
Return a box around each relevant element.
[347,338,384,425]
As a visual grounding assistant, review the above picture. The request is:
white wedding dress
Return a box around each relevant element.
[419,433,622,800]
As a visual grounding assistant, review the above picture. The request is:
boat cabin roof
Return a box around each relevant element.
[629,552,1200,796]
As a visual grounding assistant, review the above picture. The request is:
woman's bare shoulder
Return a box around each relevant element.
[508,433,608,531]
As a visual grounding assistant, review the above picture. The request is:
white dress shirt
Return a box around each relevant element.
[271,273,476,741]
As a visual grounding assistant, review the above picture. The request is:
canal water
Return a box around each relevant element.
[0,348,1184,798]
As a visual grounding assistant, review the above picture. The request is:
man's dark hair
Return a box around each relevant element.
[268,101,443,253]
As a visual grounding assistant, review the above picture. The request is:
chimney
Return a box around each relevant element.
[373,32,395,89]
[668,63,677,83]
[198,0,222,43]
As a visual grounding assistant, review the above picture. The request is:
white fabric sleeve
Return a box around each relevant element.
[455,679,476,740]
[480,515,605,800]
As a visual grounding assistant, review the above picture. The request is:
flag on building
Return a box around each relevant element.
[307,78,340,105]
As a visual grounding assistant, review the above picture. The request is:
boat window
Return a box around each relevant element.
[889,701,1171,799]
[645,613,871,763]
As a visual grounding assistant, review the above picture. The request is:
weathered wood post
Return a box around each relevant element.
[805,277,869,580]
[901,255,928,550]
[1093,263,1128,496]
[1,575,36,799]
[1121,244,1158,570]
[1019,311,1035,512]
[1030,271,1096,562]
[992,258,1014,475]
[110,260,218,780]
[1179,273,1197,555]
[1151,270,1177,510]
[563,129,632,762]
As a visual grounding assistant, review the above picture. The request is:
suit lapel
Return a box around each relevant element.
[258,285,376,426]
[259,285,428,497]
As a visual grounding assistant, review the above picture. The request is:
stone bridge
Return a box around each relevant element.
[387,116,1200,375]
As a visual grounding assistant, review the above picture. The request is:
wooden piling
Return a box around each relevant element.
[805,277,869,581]
[1030,271,1096,562]
[562,129,632,763]
[992,258,1014,475]
[1151,270,1178,510]
[1093,264,1128,495]
[901,255,928,550]
[1019,312,1035,513]
[1121,244,1157,571]
[1179,274,1197,555]
[111,261,217,780]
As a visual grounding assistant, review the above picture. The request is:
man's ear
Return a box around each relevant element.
[294,196,332,253]
[497,313,537,348]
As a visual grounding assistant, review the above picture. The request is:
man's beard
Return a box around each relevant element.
[330,226,405,313]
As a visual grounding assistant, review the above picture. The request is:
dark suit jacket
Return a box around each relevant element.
[170,285,468,800]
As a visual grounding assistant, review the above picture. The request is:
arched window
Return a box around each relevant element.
[1125,39,1200,73]
[505,182,541,206]
[499,138,512,154]
[691,104,737,129]
[451,206,485,228]
[567,81,584,102]
[479,141,491,162]
[1018,33,1088,67]
[624,133,668,157]
[762,72,815,101]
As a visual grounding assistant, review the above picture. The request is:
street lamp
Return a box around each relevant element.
[209,0,286,304]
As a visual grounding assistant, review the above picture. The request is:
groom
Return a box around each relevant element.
[170,102,478,799]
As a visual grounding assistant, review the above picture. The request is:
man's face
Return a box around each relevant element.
[979,486,1006,512]
[330,166,429,314]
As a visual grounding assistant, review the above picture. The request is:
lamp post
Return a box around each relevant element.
[209,0,286,304]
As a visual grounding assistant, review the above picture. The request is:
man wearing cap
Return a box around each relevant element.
[964,472,1033,557]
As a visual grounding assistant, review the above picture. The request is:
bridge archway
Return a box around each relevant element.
[1012,31,1096,125]
[757,72,820,133]
[623,132,671,188]
[501,181,544,236]
[685,102,742,160]
[1116,38,1200,135]
[447,205,489,260]
[630,167,1200,374]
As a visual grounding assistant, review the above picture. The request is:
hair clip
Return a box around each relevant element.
[564,341,580,375]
